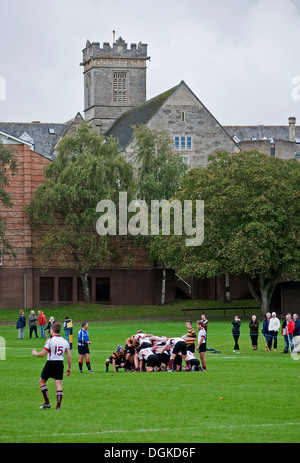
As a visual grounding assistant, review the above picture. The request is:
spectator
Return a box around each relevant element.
[281,317,289,354]
[63,316,72,343]
[28,310,38,339]
[249,315,259,350]
[262,312,271,351]
[293,314,300,354]
[286,313,295,352]
[38,310,47,339]
[268,312,280,351]
[45,316,55,338]
[232,315,241,353]
[16,310,26,339]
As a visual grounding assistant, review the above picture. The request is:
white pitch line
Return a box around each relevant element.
[1,422,300,440]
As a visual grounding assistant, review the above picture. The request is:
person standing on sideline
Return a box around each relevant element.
[185,320,197,353]
[196,320,207,371]
[77,322,94,373]
[16,310,26,339]
[63,316,72,343]
[32,323,72,410]
[28,310,38,339]
[45,316,55,338]
[262,312,271,351]
[281,316,289,353]
[268,312,280,351]
[286,313,295,352]
[38,310,47,339]
[232,315,241,353]
[249,315,259,350]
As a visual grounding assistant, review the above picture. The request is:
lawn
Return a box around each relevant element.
[0,302,299,444]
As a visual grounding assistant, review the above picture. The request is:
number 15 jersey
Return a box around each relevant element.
[44,335,70,361]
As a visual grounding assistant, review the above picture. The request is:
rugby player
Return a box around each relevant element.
[32,323,71,410]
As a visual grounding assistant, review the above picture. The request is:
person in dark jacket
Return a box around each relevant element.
[17,310,26,339]
[232,316,241,353]
[249,315,259,350]
[262,313,271,351]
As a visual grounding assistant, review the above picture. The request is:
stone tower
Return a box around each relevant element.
[81,35,149,134]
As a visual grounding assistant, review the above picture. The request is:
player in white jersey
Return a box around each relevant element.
[160,337,192,371]
[138,346,159,372]
[32,323,72,410]
[196,320,207,371]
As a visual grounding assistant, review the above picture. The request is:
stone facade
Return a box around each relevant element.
[81,37,149,134]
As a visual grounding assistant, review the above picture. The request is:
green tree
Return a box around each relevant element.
[150,151,300,315]
[132,125,188,304]
[0,142,18,260]
[26,123,134,302]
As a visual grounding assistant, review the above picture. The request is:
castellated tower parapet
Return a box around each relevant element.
[81,36,150,134]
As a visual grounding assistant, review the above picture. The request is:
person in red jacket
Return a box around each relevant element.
[38,310,47,339]
[286,313,295,352]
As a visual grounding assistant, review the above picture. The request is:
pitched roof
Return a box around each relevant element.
[224,125,300,142]
[0,112,83,158]
[104,83,181,149]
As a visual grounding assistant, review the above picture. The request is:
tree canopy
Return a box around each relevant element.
[149,150,300,314]
[0,142,18,260]
[26,123,135,302]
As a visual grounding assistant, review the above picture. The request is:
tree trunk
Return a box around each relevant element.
[161,268,166,306]
[72,249,91,303]
[80,272,91,303]
[244,273,279,317]
[225,273,231,303]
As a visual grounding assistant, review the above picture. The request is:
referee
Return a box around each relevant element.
[78,322,94,373]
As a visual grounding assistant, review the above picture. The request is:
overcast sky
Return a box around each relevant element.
[1,0,300,126]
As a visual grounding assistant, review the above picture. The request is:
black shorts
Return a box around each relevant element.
[78,344,89,355]
[125,345,135,355]
[147,354,159,367]
[41,361,64,381]
[186,344,195,353]
[199,343,206,353]
[173,340,187,355]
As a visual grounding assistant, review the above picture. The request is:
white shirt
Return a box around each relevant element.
[269,317,280,332]
[44,335,70,361]
[166,337,183,347]
[138,347,154,361]
[198,329,206,345]
[186,350,196,361]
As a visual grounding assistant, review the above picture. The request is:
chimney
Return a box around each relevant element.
[112,30,116,43]
[289,116,296,142]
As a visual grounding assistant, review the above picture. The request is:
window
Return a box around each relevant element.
[113,72,127,103]
[96,278,110,303]
[181,111,185,122]
[58,277,73,302]
[174,136,192,151]
[183,157,190,165]
[40,277,54,302]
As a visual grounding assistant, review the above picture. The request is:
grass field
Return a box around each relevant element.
[0,302,299,444]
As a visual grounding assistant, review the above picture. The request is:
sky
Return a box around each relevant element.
[0,0,300,126]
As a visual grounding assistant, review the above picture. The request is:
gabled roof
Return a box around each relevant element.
[0,112,83,158]
[104,83,181,149]
[105,81,240,151]
[224,125,300,142]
